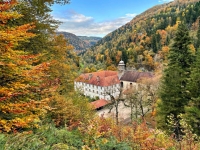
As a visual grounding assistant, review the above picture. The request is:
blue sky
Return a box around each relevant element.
[51,0,173,37]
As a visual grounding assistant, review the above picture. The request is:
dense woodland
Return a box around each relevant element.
[56,31,101,52]
[83,0,200,72]
[0,0,200,149]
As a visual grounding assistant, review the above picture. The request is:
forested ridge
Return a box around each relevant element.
[56,31,101,52]
[0,0,200,149]
[83,0,200,71]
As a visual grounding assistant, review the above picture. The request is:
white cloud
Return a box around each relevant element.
[53,11,136,37]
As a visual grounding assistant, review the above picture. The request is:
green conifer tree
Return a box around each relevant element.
[185,22,200,135]
[151,34,158,53]
[185,49,200,136]
[196,18,200,49]
[157,23,194,137]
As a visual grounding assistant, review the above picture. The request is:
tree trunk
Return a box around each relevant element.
[115,102,119,124]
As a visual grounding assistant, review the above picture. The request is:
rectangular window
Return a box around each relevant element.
[120,82,123,88]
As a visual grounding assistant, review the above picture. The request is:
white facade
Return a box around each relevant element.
[120,80,138,91]
[74,65,153,102]
[74,81,120,100]
[74,71,121,101]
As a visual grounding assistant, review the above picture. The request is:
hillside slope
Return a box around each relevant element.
[57,32,101,52]
[78,36,102,46]
[83,0,200,71]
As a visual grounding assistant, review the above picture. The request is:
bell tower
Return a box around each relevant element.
[118,60,125,79]
[118,60,125,71]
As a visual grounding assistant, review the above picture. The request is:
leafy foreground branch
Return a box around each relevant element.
[1,116,200,150]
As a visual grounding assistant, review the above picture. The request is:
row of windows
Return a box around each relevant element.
[76,82,119,89]
[120,82,133,88]
[84,88,118,94]
[85,89,103,95]
[84,84,103,89]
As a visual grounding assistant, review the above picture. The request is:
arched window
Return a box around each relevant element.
[120,82,123,88]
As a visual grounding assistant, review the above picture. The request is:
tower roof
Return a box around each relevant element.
[118,60,125,66]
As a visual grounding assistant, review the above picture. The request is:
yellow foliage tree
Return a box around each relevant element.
[0,1,49,132]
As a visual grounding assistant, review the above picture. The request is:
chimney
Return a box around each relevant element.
[88,74,93,80]
[97,76,100,83]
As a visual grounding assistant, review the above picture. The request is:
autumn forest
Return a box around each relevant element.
[0,0,200,149]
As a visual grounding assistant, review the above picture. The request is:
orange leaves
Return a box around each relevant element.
[118,122,174,149]
[143,50,155,70]
[0,1,20,26]
[0,0,17,12]
[0,1,49,133]
[107,65,117,71]
[0,24,36,53]
[0,88,23,102]
[0,100,43,132]
[156,30,167,46]
[15,23,36,39]
[79,116,176,149]
[165,22,179,37]
[160,45,170,60]
[0,115,40,133]
[0,12,22,24]
[0,1,35,54]
[19,54,38,61]
[78,116,113,143]
[95,53,102,61]
[134,45,144,54]
[22,61,50,85]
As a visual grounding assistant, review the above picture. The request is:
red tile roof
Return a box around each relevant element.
[90,99,109,109]
[75,70,120,86]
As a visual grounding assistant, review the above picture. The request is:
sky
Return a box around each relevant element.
[51,0,174,37]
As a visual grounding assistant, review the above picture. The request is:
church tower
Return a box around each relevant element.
[118,60,125,71]
[118,60,125,79]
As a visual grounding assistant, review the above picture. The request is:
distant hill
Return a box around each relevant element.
[57,31,101,52]
[78,36,102,46]
[83,0,200,71]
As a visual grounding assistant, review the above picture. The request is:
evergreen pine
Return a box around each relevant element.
[185,49,200,136]
[151,34,158,53]
[196,18,200,49]
[157,23,194,137]
[156,33,162,51]
[185,22,200,135]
